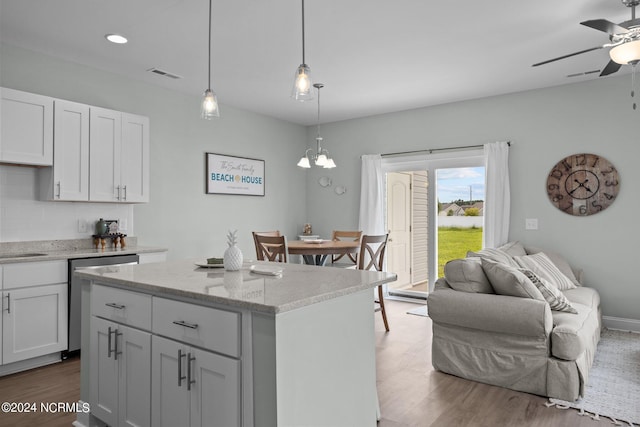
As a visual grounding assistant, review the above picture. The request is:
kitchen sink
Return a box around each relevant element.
[0,253,48,259]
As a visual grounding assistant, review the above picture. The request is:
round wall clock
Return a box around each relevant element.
[546,153,620,216]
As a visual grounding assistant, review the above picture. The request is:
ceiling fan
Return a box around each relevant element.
[533,0,640,77]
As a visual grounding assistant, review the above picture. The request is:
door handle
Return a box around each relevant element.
[172,320,199,330]
[187,352,196,391]
[4,293,10,314]
[178,349,186,387]
[105,302,126,310]
[114,329,122,360]
[107,327,114,358]
[122,185,127,201]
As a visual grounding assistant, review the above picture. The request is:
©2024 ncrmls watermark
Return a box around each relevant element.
[1,401,90,414]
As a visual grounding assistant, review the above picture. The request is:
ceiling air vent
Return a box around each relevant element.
[146,67,183,80]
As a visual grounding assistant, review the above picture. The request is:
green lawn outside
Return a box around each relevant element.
[437,227,483,278]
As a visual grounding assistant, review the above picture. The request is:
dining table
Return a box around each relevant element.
[287,239,360,266]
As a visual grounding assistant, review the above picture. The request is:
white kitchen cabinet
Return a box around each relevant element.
[90,108,149,203]
[90,316,151,427]
[1,260,68,365]
[0,87,53,166]
[40,99,90,201]
[2,283,67,364]
[151,335,241,427]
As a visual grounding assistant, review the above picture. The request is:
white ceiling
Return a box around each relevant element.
[0,0,635,125]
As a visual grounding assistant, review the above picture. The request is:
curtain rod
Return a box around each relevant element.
[380,141,511,158]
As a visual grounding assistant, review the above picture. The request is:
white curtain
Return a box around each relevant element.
[483,141,510,248]
[358,154,385,235]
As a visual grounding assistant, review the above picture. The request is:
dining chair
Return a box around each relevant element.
[331,230,362,265]
[253,233,289,263]
[357,234,390,332]
[252,231,281,261]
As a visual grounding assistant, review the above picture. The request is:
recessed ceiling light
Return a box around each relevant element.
[105,34,128,44]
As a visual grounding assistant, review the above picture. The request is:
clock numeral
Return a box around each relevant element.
[603,193,615,200]
[600,167,616,175]
[592,200,603,211]
[550,169,563,180]
[547,184,560,191]
[605,179,619,187]
[551,194,564,202]
[562,204,573,213]
[578,205,588,215]
[575,154,586,166]
[561,159,572,171]
[591,156,600,167]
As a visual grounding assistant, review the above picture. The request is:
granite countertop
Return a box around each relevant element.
[0,238,167,264]
[74,259,397,314]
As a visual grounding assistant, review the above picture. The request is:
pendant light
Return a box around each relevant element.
[201,0,220,119]
[297,84,336,169]
[291,0,313,101]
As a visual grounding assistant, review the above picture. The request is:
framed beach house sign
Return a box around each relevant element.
[206,153,265,196]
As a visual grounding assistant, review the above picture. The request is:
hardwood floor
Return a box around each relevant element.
[0,355,80,427]
[0,300,600,426]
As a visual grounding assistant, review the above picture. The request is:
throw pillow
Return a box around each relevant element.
[498,241,527,257]
[524,246,581,286]
[467,248,519,268]
[480,258,544,300]
[444,258,494,293]
[514,252,577,291]
[520,269,578,314]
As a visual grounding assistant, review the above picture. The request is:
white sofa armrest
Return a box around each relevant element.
[428,288,553,338]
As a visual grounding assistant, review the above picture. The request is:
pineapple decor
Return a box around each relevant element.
[223,230,244,271]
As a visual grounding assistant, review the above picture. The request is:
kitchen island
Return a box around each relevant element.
[74,259,396,427]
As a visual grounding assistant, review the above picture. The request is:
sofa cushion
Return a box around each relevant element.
[550,301,600,361]
[525,246,581,286]
[498,241,527,257]
[481,259,545,300]
[467,248,519,268]
[444,258,494,293]
[562,286,600,310]
[520,269,577,314]
[514,252,577,291]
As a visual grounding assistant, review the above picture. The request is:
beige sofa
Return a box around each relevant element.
[427,242,601,402]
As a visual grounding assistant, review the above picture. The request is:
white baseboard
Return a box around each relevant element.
[602,316,640,333]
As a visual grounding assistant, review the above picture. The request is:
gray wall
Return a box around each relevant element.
[0,44,307,259]
[303,76,640,322]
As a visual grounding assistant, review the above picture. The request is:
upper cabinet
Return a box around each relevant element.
[8,87,152,204]
[0,87,54,166]
[40,99,90,201]
[89,108,149,203]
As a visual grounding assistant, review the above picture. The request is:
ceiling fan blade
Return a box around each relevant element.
[600,60,622,76]
[580,19,628,34]
[532,46,604,67]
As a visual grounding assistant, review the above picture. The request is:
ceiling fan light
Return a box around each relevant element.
[609,40,640,65]
[292,64,314,101]
[297,156,311,168]
[201,89,220,119]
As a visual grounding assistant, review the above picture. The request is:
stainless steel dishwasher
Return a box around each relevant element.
[68,254,139,354]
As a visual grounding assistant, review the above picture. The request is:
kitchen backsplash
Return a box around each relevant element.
[0,165,134,242]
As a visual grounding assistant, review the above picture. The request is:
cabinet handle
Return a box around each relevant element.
[105,302,126,310]
[107,327,114,358]
[172,320,198,330]
[123,185,127,201]
[56,181,61,199]
[5,293,10,314]
[178,349,186,387]
[187,352,196,391]
[114,330,122,361]
[116,185,121,201]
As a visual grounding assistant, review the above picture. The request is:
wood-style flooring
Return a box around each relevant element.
[0,300,600,426]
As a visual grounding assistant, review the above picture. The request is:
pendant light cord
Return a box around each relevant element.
[208,0,212,89]
[301,0,306,64]
[316,85,321,137]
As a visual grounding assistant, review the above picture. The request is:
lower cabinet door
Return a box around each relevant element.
[118,325,151,427]
[151,335,190,427]
[190,347,241,427]
[90,317,119,426]
[91,317,151,427]
[2,283,67,364]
